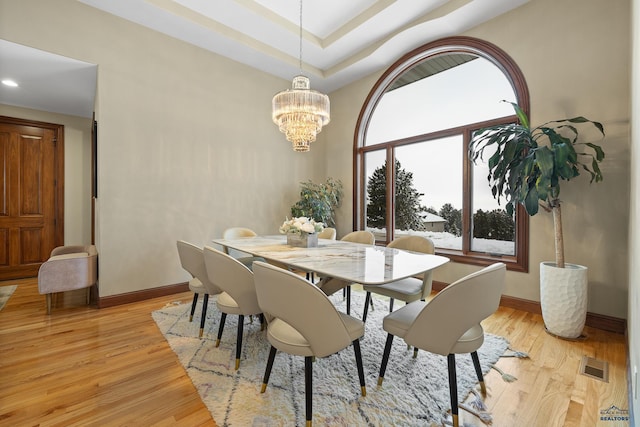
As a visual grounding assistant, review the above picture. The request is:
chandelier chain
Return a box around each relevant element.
[298,0,303,74]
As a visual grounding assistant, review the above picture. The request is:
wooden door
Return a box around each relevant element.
[0,117,64,279]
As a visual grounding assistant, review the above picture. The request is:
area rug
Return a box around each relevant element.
[0,285,17,312]
[153,291,510,426]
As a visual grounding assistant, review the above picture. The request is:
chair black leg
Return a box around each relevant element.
[235,315,244,370]
[470,351,486,394]
[389,298,394,312]
[189,293,199,322]
[215,313,227,347]
[261,345,278,393]
[378,333,395,386]
[362,292,371,322]
[352,339,366,396]
[346,286,351,315]
[199,293,209,338]
[447,354,459,427]
[259,313,265,330]
[305,356,313,427]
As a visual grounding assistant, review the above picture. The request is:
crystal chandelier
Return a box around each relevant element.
[272,0,330,152]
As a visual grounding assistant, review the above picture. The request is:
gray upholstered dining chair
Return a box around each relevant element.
[318,230,375,315]
[341,230,375,244]
[377,262,506,427]
[37,245,98,314]
[361,235,435,322]
[177,240,222,337]
[252,261,366,427]
[317,227,336,240]
[222,227,265,270]
[203,245,263,370]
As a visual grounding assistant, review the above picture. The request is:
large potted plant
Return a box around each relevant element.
[290,177,343,228]
[469,102,605,338]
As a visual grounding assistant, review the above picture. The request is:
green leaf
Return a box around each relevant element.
[584,142,605,161]
[505,101,529,128]
[506,202,515,216]
[524,187,539,215]
[534,146,554,179]
[554,143,569,167]
[591,158,604,182]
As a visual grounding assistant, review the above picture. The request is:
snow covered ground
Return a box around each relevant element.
[367,228,515,255]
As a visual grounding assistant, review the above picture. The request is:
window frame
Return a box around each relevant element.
[353,36,530,272]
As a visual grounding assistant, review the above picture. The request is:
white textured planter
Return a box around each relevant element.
[540,262,588,339]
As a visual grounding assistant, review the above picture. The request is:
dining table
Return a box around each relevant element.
[211,234,449,287]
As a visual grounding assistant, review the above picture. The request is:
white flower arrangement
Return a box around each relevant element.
[279,217,324,235]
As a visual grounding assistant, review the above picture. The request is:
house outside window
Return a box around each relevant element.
[354,37,530,272]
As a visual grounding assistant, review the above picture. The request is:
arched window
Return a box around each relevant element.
[354,37,530,272]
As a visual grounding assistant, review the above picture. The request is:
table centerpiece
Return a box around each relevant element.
[279,217,324,248]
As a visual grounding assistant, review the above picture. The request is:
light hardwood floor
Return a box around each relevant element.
[0,278,629,426]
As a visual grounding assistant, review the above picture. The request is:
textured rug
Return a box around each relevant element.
[0,285,17,312]
[153,290,510,426]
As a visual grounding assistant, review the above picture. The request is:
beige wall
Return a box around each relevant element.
[0,0,327,296]
[629,0,639,420]
[0,0,632,319]
[0,104,93,246]
[328,0,631,319]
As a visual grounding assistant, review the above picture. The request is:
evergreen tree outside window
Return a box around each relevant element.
[366,160,427,231]
[354,37,530,272]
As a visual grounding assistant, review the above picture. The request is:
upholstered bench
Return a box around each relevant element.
[37,245,98,314]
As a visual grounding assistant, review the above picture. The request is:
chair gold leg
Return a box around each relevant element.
[215,339,220,347]
[199,328,204,338]
[452,414,459,427]
[235,358,240,370]
[352,338,366,396]
[378,334,393,388]
[260,383,267,393]
[479,380,487,394]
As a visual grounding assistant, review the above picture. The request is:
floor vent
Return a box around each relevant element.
[579,356,609,382]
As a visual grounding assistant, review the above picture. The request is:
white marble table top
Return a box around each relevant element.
[211,235,449,285]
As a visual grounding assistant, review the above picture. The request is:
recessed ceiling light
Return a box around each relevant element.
[2,79,19,87]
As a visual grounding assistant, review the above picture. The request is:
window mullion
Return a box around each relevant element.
[461,130,472,254]
[386,147,395,244]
